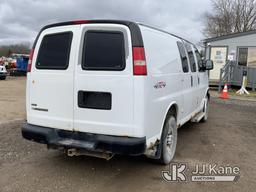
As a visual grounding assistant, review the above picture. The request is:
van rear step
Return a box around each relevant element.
[191,111,205,123]
[22,123,146,155]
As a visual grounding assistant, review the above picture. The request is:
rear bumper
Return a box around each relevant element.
[22,123,146,155]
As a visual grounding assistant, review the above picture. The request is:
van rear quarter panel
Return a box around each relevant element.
[138,25,184,143]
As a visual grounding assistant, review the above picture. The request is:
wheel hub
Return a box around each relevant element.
[167,134,173,146]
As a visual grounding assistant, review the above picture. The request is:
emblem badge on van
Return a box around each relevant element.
[154,81,166,89]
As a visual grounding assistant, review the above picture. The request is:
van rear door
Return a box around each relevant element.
[27,26,79,131]
[74,24,134,136]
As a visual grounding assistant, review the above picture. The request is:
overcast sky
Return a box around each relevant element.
[0,0,212,46]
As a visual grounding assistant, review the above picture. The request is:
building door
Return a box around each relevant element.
[210,47,227,81]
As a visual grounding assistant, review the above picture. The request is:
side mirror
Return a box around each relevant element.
[205,60,214,70]
[198,60,214,71]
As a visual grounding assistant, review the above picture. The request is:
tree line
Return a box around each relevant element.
[0,43,30,57]
[204,0,256,37]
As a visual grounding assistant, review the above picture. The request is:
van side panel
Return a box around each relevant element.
[138,25,184,144]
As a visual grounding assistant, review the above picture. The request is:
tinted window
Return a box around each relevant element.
[36,32,73,69]
[177,41,189,73]
[185,43,197,72]
[82,31,125,70]
[195,50,201,62]
[195,49,203,71]
[238,48,248,66]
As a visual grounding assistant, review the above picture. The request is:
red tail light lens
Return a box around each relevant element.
[27,48,34,72]
[73,20,90,24]
[133,47,147,76]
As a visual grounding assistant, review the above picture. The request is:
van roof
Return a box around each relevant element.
[137,23,196,46]
[33,20,143,48]
[33,20,195,48]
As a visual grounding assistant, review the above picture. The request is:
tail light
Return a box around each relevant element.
[73,20,90,24]
[133,47,147,76]
[27,48,34,72]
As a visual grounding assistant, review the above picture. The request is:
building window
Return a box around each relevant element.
[248,47,256,67]
[238,48,248,66]
[238,47,256,67]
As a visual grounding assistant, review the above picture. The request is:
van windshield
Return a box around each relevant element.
[36,32,73,70]
[82,31,125,71]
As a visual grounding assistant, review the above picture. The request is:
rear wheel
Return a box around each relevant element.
[158,115,177,165]
[0,76,6,80]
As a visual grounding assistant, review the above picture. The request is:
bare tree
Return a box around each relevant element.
[204,0,256,37]
[0,43,30,57]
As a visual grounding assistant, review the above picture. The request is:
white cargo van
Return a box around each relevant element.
[22,20,213,164]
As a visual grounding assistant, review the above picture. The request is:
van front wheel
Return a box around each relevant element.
[158,115,177,165]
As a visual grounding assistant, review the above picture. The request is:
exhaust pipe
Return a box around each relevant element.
[66,148,114,160]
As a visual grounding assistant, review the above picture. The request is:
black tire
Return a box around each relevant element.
[157,115,177,165]
[0,76,6,80]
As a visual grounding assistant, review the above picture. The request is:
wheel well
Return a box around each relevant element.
[155,104,178,159]
[166,104,178,120]
[160,104,178,137]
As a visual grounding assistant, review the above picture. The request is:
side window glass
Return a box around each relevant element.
[185,43,197,72]
[195,49,203,72]
[177,41,189,73]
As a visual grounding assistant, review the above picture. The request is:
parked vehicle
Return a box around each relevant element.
[22,20,213,164]
[10,55,29,76]
[0,65,7,80]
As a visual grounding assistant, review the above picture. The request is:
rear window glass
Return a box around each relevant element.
[82,31,125,71]
[36,32,73,70]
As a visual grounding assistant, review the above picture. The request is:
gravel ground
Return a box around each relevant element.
[0,76,26,122]
[0,77,256,192]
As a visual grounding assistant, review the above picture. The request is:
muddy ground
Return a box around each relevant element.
[0,77,256,192]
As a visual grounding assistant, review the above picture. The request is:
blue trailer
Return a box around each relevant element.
[10,55,29,76]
